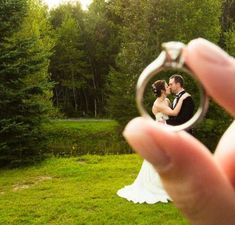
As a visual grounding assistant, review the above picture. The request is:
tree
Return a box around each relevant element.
[223,0,235,57]
[0,0,54,166]
[49,1,121,117]
[49,3,93,117]
[107,0,222,128]
[83,0,122,116]
[0,0,27,41]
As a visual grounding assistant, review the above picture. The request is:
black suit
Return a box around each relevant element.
[167,91,194,133]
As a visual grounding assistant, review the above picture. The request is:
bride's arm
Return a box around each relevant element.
[158,93,190,116]
[152,100,158,115]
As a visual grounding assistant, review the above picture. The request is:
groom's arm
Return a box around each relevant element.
[167,97,194,125]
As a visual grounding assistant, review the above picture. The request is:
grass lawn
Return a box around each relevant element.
[49,119,120,133]
[0,154,188,225]
[43,119,130,156]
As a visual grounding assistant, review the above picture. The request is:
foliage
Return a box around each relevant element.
[194,100,233,151]
[84,0,122,116]
[49,3,92,117]
[223,0,235,57]
[0,155,187,224]
[42,119,130,156]
[0,0,27,40]
[0,0,55,166]
[220,0,235,47]
[49,1,121,117]
[224,23,235,57]
[107,0,222,126]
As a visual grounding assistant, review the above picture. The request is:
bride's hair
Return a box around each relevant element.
[152,80,166,97]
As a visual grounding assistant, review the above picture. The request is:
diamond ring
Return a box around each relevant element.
[136,41,209,132]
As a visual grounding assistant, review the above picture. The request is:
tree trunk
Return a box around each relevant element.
[54,87,59,107]
[82,88,89,115]
[71,70,78,112]
[88,55,98,117]
[94,98,97,118]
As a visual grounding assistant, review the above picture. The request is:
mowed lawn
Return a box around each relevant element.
[0,154,188,225]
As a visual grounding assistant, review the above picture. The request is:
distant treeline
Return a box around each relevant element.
[48,0,235,121]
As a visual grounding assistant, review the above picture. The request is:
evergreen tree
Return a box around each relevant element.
[0,0,54,166]
[0,0,27,40]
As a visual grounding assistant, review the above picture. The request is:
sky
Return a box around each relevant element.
[43,0,93,10]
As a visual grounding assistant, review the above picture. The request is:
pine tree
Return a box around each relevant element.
[0,0,27,40]
[0,0,54,166]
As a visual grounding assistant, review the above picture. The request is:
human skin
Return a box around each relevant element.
[123,38,235,225]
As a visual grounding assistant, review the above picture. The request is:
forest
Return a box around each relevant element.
[1,0,235,165]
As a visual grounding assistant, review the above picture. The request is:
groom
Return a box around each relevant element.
[167,74,194,134]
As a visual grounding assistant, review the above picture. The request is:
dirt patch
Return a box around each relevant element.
[77,158,87,164]
[13,184,31,191]
[12,176,53,192]
[36,176,52,182]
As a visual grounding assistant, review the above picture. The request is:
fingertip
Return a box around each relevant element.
[123,116,168,142]
[122,117,171,170]
[122,117,149,137]
[183,38,235,117]
[184,38,231,67]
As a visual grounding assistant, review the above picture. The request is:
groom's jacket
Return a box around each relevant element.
[167,91,194,127]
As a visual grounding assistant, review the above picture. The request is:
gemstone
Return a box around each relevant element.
[162,41,185,67]
[162,41,185,61]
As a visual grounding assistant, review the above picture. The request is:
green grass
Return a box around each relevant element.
[42,119,130,156]
[49,119,119,133]
[0,154,188,225]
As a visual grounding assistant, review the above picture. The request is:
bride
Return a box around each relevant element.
[117,80,190,204]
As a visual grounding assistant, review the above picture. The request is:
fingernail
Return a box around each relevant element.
[187,38,231,65]
[123,118,171,171]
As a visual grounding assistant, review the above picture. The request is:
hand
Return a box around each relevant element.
[157,118,165,124]
[123,38,235,225]
[181,92,191,100]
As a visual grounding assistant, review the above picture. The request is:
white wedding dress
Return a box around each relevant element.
[117,112,171,204]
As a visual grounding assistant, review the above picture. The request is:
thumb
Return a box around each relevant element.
[123,117,235,225]
[184,38,235,117]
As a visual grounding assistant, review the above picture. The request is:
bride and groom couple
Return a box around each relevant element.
[117,74,195,204]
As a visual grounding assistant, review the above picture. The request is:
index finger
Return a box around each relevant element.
[184,38,235,117]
